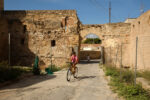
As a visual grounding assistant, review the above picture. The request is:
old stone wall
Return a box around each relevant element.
[0,10,80,67]
[130,10,150,70]
[80,51,101,60]
[0,0,4,11]
[0,17,9,62]
[2,9,150,71]
[80,23,131,67]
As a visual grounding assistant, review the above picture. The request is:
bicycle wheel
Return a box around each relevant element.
[67,68,72,81]
[74,67,78,78]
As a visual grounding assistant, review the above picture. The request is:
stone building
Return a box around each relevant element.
[79,23,131,67]
[0,10,80,67]
[130,10,150,70]
[124,18,136,23]
[1,0,150,71]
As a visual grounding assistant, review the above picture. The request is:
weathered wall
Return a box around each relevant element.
[0,17,9,62]
[0,0,4,11]
[130,10,150,70]
[80,51,101,60]
[0,10,80,67]
[80,23,131,67]
[80,23,130,44]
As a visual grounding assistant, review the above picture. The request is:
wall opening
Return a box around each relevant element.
[82,33,102,44]
[80,33,102,60]
[51,40,56,47]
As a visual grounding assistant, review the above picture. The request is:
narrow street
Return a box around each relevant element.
[0,60,119,100]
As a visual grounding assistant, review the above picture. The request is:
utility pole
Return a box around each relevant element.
[8,33,10,66]
[109,1,111,23]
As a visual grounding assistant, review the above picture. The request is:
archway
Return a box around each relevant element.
[80,33,102,60]
[82,33,102,44]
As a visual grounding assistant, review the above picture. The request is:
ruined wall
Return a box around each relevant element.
[80,51,101,60]
[0,10,80,67]
[80,23,131,67]
[130,10,150,70]
[0,0,4,11]
[0,17,9,62]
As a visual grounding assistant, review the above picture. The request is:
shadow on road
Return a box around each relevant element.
[77,76,96,81]
[0,75,56,91]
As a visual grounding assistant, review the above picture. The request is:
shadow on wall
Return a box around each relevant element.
[0,11,38,66]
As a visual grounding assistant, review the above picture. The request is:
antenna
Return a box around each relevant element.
[140,0,144,15]
[109,1,111,23]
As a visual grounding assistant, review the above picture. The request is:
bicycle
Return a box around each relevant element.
[66,62,78,81]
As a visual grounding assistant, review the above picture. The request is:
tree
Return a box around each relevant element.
[83,38,101,44]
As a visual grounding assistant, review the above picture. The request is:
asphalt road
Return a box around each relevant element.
[0,60,119,100]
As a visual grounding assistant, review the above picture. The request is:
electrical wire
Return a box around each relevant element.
[89,0,124,22]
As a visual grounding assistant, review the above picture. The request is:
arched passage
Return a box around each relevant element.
[82,33,102,44]
[79,26,104,60]
[80,25,104,42]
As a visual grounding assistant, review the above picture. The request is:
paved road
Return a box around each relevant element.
[0,60,119,100]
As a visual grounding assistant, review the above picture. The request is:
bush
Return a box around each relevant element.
[0,62,32,83]
[0,66,22,82]
[105,66,119,77]
[103,65,150,100]
[83,38,101,44]
[137,71,150,82]
[120,70,134,83]
[48,65,61,72]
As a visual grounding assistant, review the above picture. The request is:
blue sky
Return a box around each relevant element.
[5,0,150,24]
[86,33,99,38]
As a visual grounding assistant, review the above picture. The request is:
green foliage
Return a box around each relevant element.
[0,62,32,83]
[120,70,134,83]
[105,66,119,77]
[48,65,61,72]
[137,71,150,82]
[103,65,150,100]
[33,66,40,75]
[83,38,101,44]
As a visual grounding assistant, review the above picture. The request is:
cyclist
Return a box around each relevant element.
[70,52,78,74]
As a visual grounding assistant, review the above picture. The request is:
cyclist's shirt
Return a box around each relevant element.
[71,55,78,63]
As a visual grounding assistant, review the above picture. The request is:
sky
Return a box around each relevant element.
[5,0,150,24]
[86,33,99,38]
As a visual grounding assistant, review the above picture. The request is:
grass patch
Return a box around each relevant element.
[103,65,150,100]
[0,61,32,83]
[137,71,150,82]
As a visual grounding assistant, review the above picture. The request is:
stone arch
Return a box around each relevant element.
[80,25,104,43]
[82,33,101,41]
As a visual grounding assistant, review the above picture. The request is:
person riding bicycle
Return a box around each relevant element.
[70,52,78,74]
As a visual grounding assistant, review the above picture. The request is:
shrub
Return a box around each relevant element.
[48,65,61,72]
[0,66,22,82]
[137,71,150,82]
[120,70,134,83]
[0,62,32,83]
[103,65,150,100]
[105,66,119,77]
